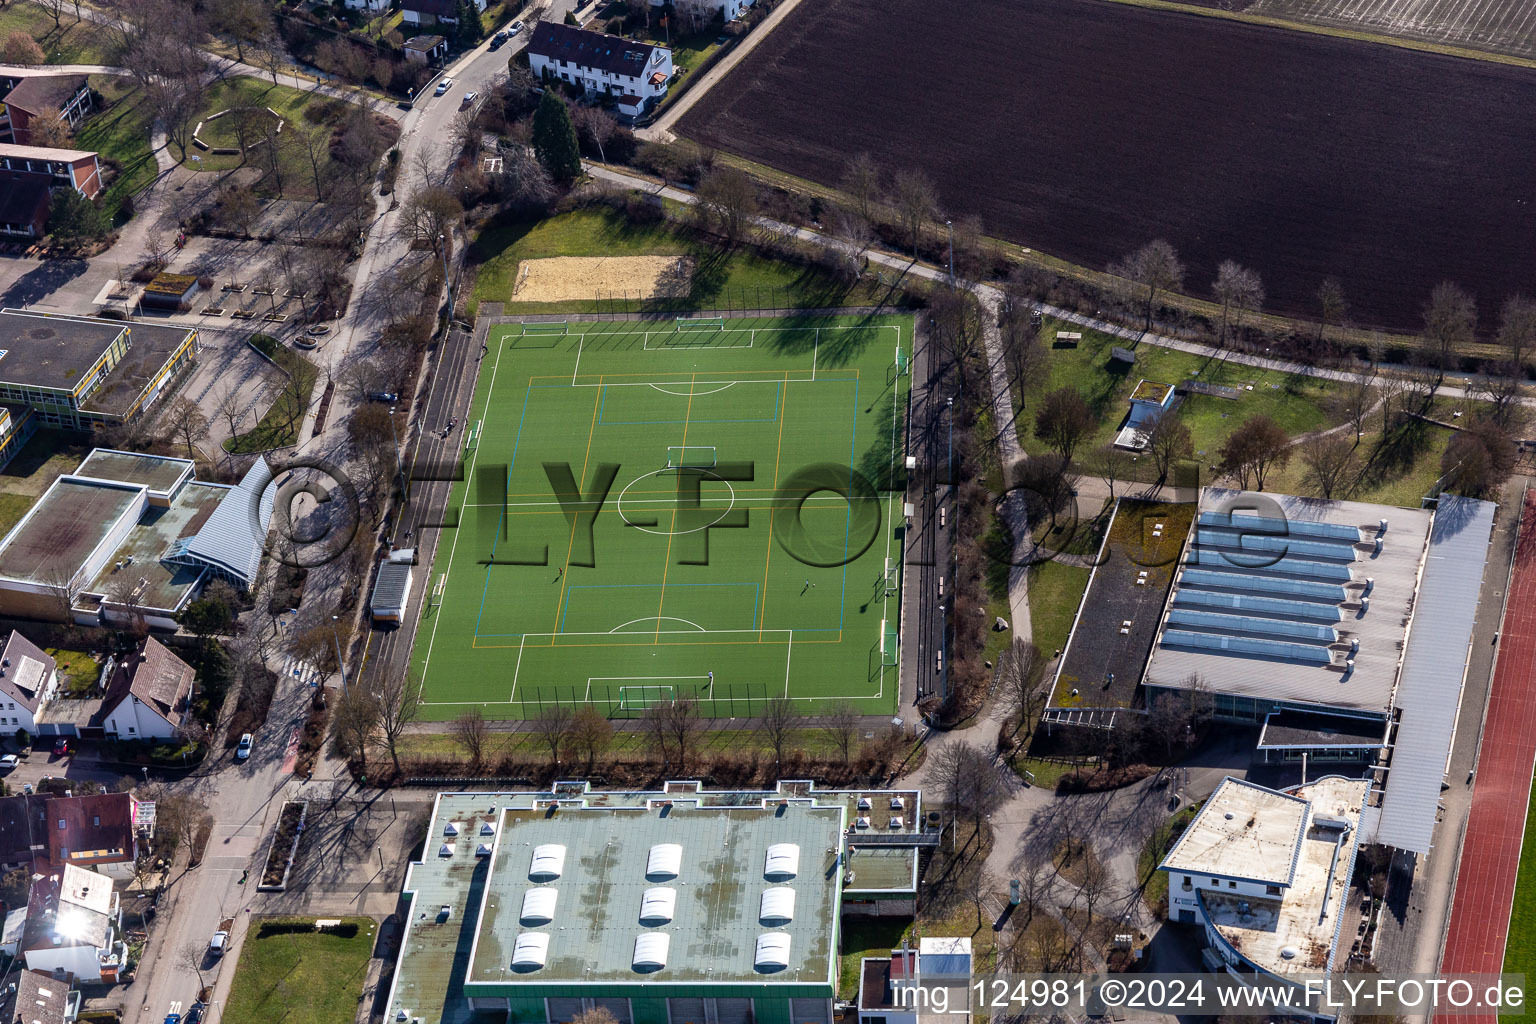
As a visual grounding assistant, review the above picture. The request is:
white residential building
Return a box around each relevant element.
[649,0,751,23]
[19,864,125,983]
[402,0,486,28]
[97,637,194,741]
[1159,776,1369,1001]
[526,22,674,119]
[0,631,59,736]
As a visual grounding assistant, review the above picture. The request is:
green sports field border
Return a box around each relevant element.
[408,313,912,720]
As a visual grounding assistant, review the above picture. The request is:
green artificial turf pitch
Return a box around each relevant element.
[411,314,910,719]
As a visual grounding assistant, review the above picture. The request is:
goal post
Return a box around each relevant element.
[522,321,569,336]
[675,316,725,332]
[895,349,910,376]
[880,620,899,666]
[464,419,482,453]
[665,445,717,470]
[618,684,676,711]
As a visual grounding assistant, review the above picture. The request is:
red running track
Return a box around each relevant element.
[1441,490,1536,996]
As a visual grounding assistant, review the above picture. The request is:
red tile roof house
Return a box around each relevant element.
[0,73,93,146]
[96,638,194,741]
[0,144,103,199]
[47,792,138,871]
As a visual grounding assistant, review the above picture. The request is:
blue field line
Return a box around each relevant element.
[558,582,761,633]
[836,377,860,631]
[595,382,784,426]
[480,387,535,623]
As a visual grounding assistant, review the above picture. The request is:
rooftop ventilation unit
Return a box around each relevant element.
[512,932,549,971]
[475,843,494,858]
[444,822,460,837]
[890,796,905,810]
[647,843,683,880]
[759,887,796,925]
[632,932,670,972]
[856,816,871,829]
[481,821,496,836]
[755,932,792,972]
[856,797,871,810]
[521,887,558,925]
[764,843,800,879]
[437,842,455,857]
[639,887,677,925]
[530,844,566,880]
[889,816,904,829]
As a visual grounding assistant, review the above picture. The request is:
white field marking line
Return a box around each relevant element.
[874,329,906,702]
[640,329,753,351]
[590,675,710,681]
[569,376,804,389]
[649,381,736,396]
[608,616,708,633]
[812,327,818,382]
[462,494,880,509]
[572,336,582,386]
[484,627,798,706]
[784,630,793,698]
[420,328,508,688]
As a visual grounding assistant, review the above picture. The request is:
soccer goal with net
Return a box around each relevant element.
[522,321,569,336]
[675,316,725,332]
[618,684,676,711]
[665,446,718,470]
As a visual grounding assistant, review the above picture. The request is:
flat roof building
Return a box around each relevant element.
[1161,776,1369,996]
[0,448,273,625]
[387,782,930,1024]
[0,309,199,428]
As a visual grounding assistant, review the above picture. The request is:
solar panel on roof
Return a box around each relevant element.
[1179,569,1347,602]
[1195,529,1357,562]
[1161,629,1334,664]
[1166,608,1338,642]
[1173,588,1341,621]
[1190,547,1353,580]
[1199,511,1363,543]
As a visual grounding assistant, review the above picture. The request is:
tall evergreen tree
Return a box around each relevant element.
[455,0,482,47]
[532,91,582,182]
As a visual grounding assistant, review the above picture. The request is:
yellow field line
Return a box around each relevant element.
[471,634,844,650]
[654,373,696,641]
[551,383,603,632]
[758,379,789,630]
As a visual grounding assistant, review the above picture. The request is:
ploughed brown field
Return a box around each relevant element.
[677,0,1536,332]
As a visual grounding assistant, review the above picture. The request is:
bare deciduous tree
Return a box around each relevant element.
[821,700,860,765]
[891,167,938,257]
[841,152,881,227]
[376,671,424,774]
[994,640,1046,738]
[758,696,799,765]
[1111,239,1184,332]
[695,167,758,248]
[532,703,575,766]
[1212,259,1264,347]
[1145,408,1192,481]
[571,703,613,774]
[1217,414,1291,491]
[453,709,491,768]
[1422,281,1477,393]
[1317,276,1348,343]
[1300,432,1357,500]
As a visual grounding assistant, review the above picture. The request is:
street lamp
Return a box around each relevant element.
[140,767,148,786]
[388,406,405,503]
[332,615,348,690]
[946,219,954,286]
[439,234,453,326]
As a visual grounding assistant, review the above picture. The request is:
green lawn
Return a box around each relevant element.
[0,492,34,539]
[183,77,350,197]
[222,918,376,1024]
[225,335,319,453]
[411,314,909,720]
[1262,419,1454,507]
[1020,319,1337,475]
[0,5,117,63]
[1025,560,1091,660]
[45,649,99,695]
[75,76,157,224]
[469,208,896,316]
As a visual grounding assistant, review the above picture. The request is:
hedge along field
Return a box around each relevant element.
[677,0,1536,333]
